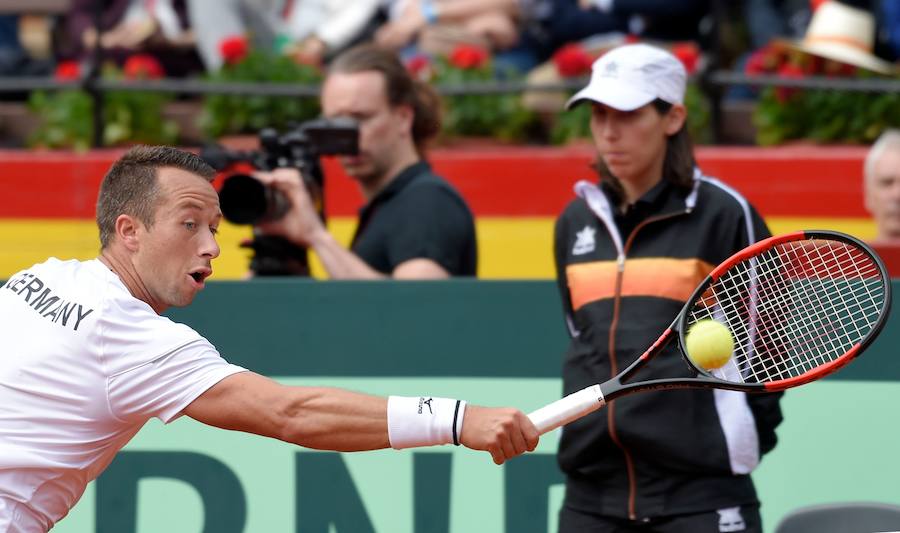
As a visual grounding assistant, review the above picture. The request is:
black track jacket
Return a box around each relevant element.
[553,170,784,522]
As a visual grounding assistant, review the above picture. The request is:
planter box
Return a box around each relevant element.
[0,102,39,148]
[0,96,764,148]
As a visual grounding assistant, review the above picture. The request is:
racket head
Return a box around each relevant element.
[675,230,892,392]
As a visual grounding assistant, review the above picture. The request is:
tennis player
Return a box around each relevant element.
[0,145,538,532]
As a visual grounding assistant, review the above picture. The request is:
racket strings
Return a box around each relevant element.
[716,278,849,381]
[737,243,880,381]
[687,239,886,385]
[731,243,881,381]
[755,245,873,377]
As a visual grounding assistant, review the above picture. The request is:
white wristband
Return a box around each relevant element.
[387,396,467,449]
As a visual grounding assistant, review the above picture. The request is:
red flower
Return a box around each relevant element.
[405,54,432,81]
[745,44,789,76]
[123,54,164,79]
[775,61,805,103]
[744,50,768,76]
[220,35,249,66]
[552,43,593,78]
[54,61,81,81]
[670,42,700,75]
[810,0,828,12]
[449,44,489,70]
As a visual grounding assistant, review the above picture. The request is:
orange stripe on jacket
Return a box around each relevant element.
[567,258,716,311]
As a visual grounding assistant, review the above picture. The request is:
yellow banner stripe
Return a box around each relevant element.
[0,217,876,280]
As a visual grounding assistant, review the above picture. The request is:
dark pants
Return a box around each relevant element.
[559,503,763,533]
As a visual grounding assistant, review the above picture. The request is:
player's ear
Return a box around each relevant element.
[115,214,141,251]
[664,104,687,136]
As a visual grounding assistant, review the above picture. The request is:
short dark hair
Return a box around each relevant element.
[96,145,215,249]
[328,44,441,156]
[593,99,696,204]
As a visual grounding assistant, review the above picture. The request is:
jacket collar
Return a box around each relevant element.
[574,168,703,258]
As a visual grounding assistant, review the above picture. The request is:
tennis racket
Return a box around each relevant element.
[528,230,892,434]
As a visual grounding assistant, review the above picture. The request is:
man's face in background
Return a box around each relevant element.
[866,147,900,241]
[320,70,414,190]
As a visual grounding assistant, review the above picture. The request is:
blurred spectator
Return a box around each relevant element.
[251,44,478,279]
[744,0,810,50]
[61,0,201,76]
[782,0,895,74]
[864,129,900,242]
[373,0,620,73]
[376,0,707,74]
[877,0,900,61]
[0,15,52,76]
[512,0,625,71]
[375,0,521,57]
[735,1,894,100]
[576,0,709,43]
[529,0,709,67]
[744,0,874,50]
[727,0,812,100]
[0,15,26,75]
[188,0,381,70]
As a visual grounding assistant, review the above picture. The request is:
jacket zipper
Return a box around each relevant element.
[606,209,690,521]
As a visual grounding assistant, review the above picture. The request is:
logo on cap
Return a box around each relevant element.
[600,61,618,78]
[639,63,666,75]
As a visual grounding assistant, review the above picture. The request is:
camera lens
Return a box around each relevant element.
[219,174,290,224]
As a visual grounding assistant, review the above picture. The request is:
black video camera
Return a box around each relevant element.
[200,117,359,276]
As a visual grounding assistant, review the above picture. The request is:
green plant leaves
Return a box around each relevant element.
[433,56,540,142]
[28,68,178,150]
[199,51,322,138]
[753,83,900,146]
[27,89,95,150]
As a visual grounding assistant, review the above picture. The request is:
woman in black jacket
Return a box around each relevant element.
[553,43,784,533]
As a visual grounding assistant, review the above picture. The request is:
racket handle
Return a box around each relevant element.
[527,384,606,435]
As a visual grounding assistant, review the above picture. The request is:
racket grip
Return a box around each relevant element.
[527,384,605,435]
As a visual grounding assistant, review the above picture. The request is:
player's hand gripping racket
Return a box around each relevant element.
[529,230,892,434]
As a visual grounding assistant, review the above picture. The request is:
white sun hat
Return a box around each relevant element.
[786,1,896,74]
[565,43,686,111]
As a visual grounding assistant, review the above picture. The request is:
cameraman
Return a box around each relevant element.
[254,44,477,279]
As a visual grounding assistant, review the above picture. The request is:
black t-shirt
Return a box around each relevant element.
[350,161,477,276]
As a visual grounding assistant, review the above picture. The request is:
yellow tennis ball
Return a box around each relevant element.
[685,320,734,370]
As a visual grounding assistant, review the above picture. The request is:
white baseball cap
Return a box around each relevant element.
[565,43,687,111]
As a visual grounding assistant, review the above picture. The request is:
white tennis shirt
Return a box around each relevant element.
[0,258,246,532]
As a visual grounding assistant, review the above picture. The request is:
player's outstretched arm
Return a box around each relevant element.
[183,371,539,463]
[184,372,390,451]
